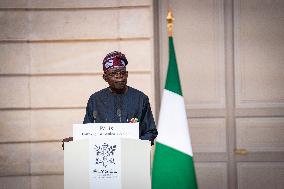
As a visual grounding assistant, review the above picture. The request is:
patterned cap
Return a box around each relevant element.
[102,51,128,72]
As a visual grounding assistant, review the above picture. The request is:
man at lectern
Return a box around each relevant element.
[83,51,158,144]
[62,51,157,148]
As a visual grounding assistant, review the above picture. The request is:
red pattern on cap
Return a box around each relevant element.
[102,51,128,72]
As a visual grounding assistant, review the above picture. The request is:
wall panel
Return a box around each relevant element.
[0,43,30,74]
[29,40,152,74]
[236,117,284,152]
[235,0,284,108]
[119,0,151,6]
[0,0,151,8]
[0,110,30,142]
[168,0,225,109]
[30,75,107,108]
[0,176,31,189]
[30,42,119,74]
[195,162,227,189]
[30,142,63,174]
[237,162,284,189]
[0,77,30,108]
[0,11,29,40]
[31,175,63,189]
[28,0,118,8]
[0,143,30,176]
[30,109,85,141]
[189,118,226,153]
[0,0,28,8]
[119,8,151,38]
[29,10,119,40]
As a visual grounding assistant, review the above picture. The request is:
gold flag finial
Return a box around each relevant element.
[167,10,174,36]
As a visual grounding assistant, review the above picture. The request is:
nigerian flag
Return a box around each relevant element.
[152,36,198,189]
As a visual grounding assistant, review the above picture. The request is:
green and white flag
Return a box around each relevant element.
[152,36,198,189]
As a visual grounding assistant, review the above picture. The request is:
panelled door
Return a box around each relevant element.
[156,0,284,189]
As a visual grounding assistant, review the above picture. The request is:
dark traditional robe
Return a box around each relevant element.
[83,86,158,143]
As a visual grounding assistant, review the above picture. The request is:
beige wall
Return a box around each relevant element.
[0,0,155,188]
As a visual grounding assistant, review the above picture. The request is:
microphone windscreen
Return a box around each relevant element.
[117,109,121,116]
[93,110,97,119]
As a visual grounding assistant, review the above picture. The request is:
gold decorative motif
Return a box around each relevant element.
[167,10,174,36]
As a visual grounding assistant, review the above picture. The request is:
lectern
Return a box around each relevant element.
[64,123,151,189]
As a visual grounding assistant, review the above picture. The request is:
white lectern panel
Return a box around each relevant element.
[64,138,151,189]
[121,139,151,189]
[64,139,89,189]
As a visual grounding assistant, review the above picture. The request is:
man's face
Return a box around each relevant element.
[103,67,128,93]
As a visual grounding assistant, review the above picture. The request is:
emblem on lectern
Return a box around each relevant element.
[92,142,119,179]
[94,143,117,168]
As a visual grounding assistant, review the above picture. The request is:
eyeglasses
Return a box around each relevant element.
[106,70,128,77]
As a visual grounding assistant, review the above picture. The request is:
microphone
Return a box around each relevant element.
[93,110,97,123]
[117,109,122,123]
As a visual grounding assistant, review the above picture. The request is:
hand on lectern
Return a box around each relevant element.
[62,137,73,150]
